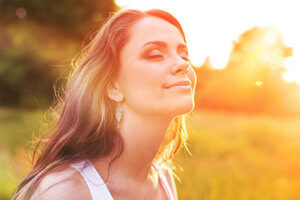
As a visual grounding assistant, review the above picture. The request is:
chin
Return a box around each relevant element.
[178,101,195,115]
[169,96,195,116]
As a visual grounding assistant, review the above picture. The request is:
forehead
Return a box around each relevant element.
[127,16,185,47]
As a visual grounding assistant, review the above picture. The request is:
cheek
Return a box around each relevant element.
[120,65,168,115]
[120,63,165,102]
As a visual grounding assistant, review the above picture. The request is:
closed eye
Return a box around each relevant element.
[146,49,163,60]
[148,55,163,59]
[179,51,189,61]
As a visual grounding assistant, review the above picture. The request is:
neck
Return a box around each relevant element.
[94,107,174,184]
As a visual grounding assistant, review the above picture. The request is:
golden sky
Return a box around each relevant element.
[115,0,300,84]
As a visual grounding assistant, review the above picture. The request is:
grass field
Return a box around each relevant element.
[0,108,299,200]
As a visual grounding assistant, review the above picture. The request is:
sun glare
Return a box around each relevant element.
[255,81,263,87]
[115,0,300,84]
[283,57,300,84]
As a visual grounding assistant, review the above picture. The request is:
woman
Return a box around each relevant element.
[11,8,197,200]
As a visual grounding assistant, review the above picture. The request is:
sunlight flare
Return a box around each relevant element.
[115,0,300,84]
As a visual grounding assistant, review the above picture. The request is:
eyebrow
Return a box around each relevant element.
[141,40,188,51]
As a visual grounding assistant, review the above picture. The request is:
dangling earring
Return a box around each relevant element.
[115,102,122,129]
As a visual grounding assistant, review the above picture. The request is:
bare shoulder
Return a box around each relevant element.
[30,165,91,200]
[161,166,178,200]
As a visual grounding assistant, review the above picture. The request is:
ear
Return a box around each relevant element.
[106,80,124,102]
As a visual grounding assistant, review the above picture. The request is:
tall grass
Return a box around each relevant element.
[175,110,300,200]
[0,107,44,200]
[0,108,299,200]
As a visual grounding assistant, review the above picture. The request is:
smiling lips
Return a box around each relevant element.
[165,80,192,89]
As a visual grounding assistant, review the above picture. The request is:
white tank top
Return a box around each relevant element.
[71,160,174,200]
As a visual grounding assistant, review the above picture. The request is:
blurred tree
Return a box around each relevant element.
[0,0,119,109]
[0,0,118,38]
[193,27,300,116]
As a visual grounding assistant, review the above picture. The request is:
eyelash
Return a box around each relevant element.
[180,53,189,61]
[146,50,189,61]
[147,50,163,59]
[148,55,163,59]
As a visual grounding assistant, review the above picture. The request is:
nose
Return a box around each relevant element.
[171,56,190,75]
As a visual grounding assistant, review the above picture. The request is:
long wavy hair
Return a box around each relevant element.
[11,8,191,200]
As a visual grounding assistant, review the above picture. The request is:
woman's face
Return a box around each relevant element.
[117,16,197,117]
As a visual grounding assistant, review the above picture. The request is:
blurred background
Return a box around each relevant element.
[0,0,299,199]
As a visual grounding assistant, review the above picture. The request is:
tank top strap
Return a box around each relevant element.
[71,160,114,200]
[152,161,175,200]
[71,160,173,200]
